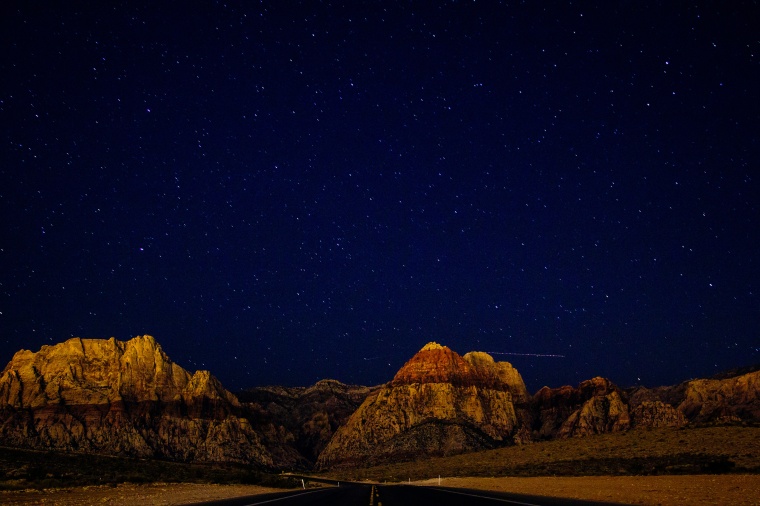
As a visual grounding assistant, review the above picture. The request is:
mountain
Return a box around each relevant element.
[532,377,631,439]
[238,379,377,465]
[0,335,275,465]
[316,347,760,469]
[628,369,760,424]
[315,342,532,469]
[1,336,757,471]
[531,377,687,440]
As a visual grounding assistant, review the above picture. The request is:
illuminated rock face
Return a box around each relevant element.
[2,336,757,469]
[0,335,273,465]
[319,343,760,468]
[628,368,760,424]
[316,343,531,469]
[675,371,760,422]
[390,343,530,403]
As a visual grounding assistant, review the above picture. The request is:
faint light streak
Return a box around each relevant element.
[488,352,566,358]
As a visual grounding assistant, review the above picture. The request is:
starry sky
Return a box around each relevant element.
[1,2,758,392]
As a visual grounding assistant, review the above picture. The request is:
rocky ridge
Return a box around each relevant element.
[532,377,632,439]
[0,335,275,465]
[317,344,760,469]
[627,369,760,424]
[316,342,531,469]
[0,336,758,471]
[239,379,378,465]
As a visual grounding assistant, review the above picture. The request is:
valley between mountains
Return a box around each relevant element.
[0,335,758,481]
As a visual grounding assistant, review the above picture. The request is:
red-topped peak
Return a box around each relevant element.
[390,343,528,396]
[391,343,471,386]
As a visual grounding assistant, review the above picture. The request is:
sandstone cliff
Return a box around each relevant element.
[239,379,376,465]
[630,400,686,428]
[628,368,760,424]
[316,342,530,469]
[0,335,274,466]
[533,377,630,438]
[3,335,757,470]
[532,376,692,439]
[532,368,760,440]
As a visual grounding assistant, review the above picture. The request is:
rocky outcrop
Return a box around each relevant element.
[678,372,760,422]
[630,401,686,428]
[533,377,631,439]
[239,379,376,465]
[390,343,530,402]
[316,343,530,468]
[533,368,760,439]
[0,336,273,466]
[628,369,760,424]
[3,335,757,470]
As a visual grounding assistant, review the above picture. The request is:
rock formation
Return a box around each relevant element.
[532,376,694,439]
[0,335,274,466]
[630,400,686,428]
[532,377,629,438]
[239,379,376,465]
[628,369,760,424]
[1,335,757,470]
[316,342,530,469]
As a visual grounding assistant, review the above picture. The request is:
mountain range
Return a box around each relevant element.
[0,335,757,470]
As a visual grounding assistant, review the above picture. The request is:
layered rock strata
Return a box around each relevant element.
[2,335,757,470]
[0,335,273,465]
[316,342,530,468]
[533,377,634,439]
[628,369,760,424]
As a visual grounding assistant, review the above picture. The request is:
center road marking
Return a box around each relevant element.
[427,487,543,505]
[369,484,383,506]
[243,487,333,505]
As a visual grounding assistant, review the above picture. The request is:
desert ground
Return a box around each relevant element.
[1,475,759,505]
[1,426,758,504]
[0,482,292,505]
[413,475,760,506]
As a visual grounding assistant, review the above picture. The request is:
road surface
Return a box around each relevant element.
[188,482,628,505]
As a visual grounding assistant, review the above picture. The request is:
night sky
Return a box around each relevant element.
[1,2,758,393]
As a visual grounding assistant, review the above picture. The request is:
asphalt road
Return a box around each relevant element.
[188,483,629,506]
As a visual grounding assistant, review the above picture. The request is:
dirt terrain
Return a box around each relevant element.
[1,427,758,504]
[414,475,760,506]
[0,482,294,505]
[332,426,760,481]
[1,475,758,505]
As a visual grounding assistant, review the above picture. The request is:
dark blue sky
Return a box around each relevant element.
[1,1,758,392]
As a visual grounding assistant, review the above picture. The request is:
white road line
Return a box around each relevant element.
[427,487,543,505]
[244,487,333,505]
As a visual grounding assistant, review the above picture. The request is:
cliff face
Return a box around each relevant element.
[532,369,760,440]
[2,335,757,470]
[630,400,686,428]
[533,377,633,439]
[0,336,273,466]
[239,379,376,466]
[316,342,530,469]
[628,369,760,424]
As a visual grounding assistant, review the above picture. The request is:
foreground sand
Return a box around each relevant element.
[0,483,296,505]
[413,475,760,505]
